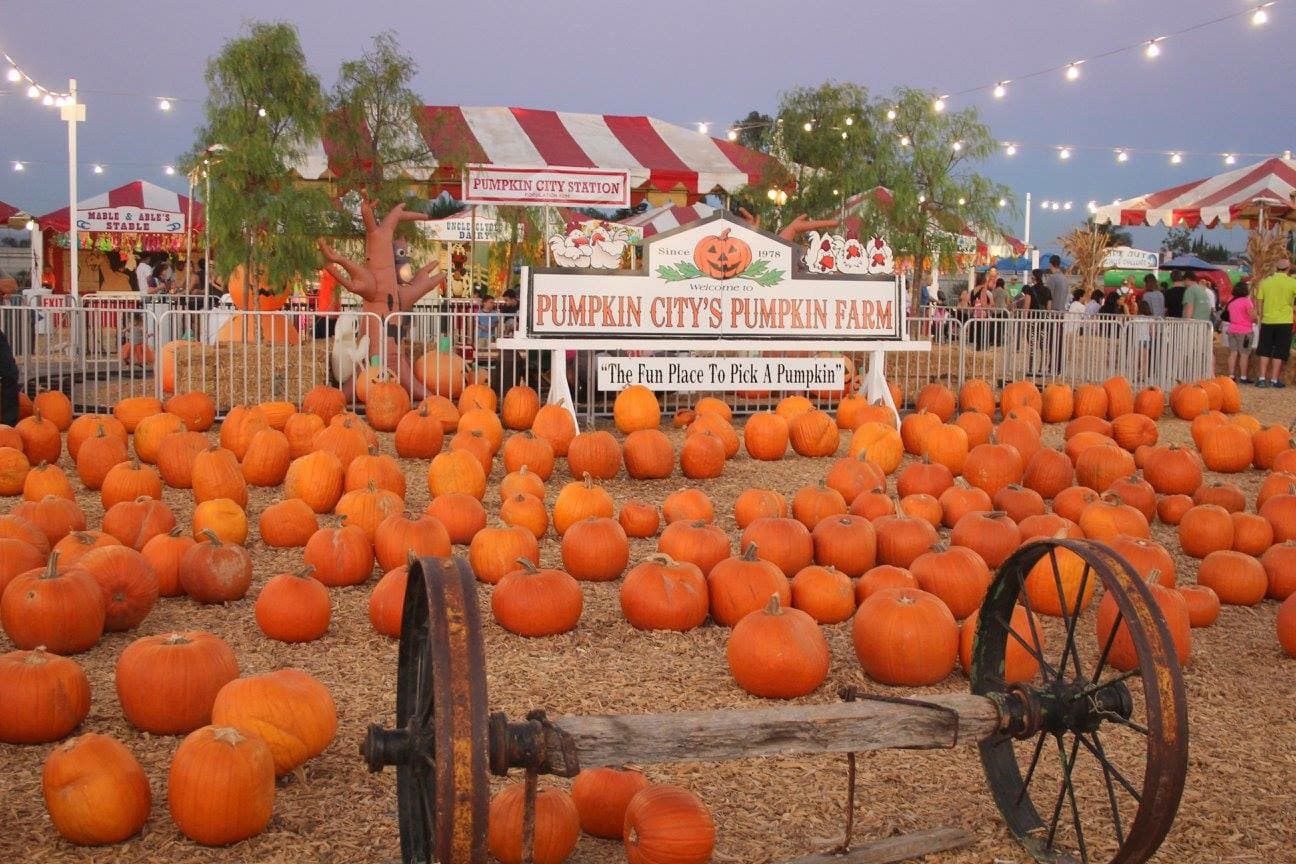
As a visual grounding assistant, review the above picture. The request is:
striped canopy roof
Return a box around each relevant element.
[0,200,22,224]
[36,180,204,233]
[619,202,717,238]
[1094,157,1296,229]
[295,106,774,199]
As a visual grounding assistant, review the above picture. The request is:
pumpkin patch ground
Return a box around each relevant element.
[3,384,1296,863]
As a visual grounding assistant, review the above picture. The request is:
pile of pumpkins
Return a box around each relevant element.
[3,368,1296,861]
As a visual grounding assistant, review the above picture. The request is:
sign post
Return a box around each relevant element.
[60,79,85,299]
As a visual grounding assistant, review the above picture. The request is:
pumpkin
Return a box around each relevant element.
[219,405,269,459]
[165,390,216,432]
[938,481,993,529]
[1040,382,1074,423]
[311,420,369,471]
[954,410,993,451]
[679,431,726,479]
[426,449,487,500]
[852,587,958,685]
[0,554,105,654]
[0,537,46,597]
[734,488,787,529]
[996,413,1041,466]
[915,383,956,421]
[686,413,739,458]
[1278,593,1296,658]
[450,428,495,474]
[457,382,498,415]
[1133,386,1164,418]
[788,410,840,457]
[790,482,847,530]
[620,555,709,632]
[344,450,406,499]
[1024,544,1096,616]
[141,528,196,597]
[1193,481,1247,513]
[1107,536,1176,587]
[1074,443,1135,493]
[81,545,158,632]
[211,668,337,775]
[501,492,550,539]
[1177,584,1220,628]
[362,374,411,431]
[1065,415,1113,440]
[568,429,623,479]
[856,565,918,601]
[900,493,942,528]
[254,568,331,642]
[488,783,580,864]
[739,517,814,577]
[335,482,404,542]
[705,544,792,627]
[572,767,651,839]
[67,414,127,460]
[133,412,186,465]
[180,531,253,602]
[618,501,660,538]
[1232,511,1275,557]
[849,486,894,520]
[116,631,238,734]
[257,498,318,548]
[103,496,175,550]
[235,428,289,488]
[0,648,91,744]
[811,514,877,577]
[392,404,445,459]
[22,461,75,502]
[282,412,325,459]
[469,526,540,585]
[30,390,71,430]
[417,395,461,435]
[16,493,85,545]
[1253,424,1293,469]
[1197,550,1267,605]
[1189,410,1228,449]
[659,519,731,577]
[423,494,486,546]
[825,454,886,504]
[168,725,274,845]
[962,441,1024,498]
[1107,476,1158,521]
[492,559,583,636]
[52,530,119,566]
[1100,375,1133,418]
[901,409,942,455]
[0,513,52,555]
[191,446,247,507]
[957,378,995,415]
[192,498,248,546]
[1000,380,1042,416]
[157,430,209,488]
[1169,382,1209,419]
[100,460,163,511]
[613,384,661,433]
[849,421,904,474]
[531,401,577,456]
[1156,494,1194,526]
[623,785,716,864]
[743,411,790,461]
[369,563,408,637]
[75,427,128,490]
[1096,574,1191,670]
[1257,473,1296,512]
[501,465,546,501]
[872,513,940,569]
[1261,489,1296,543]
[693,225,752,278]
[959,605,1043,683]
[1262,542,1296,600]
[0,445,30,495]
[303,525,374,587]
[993,484,1046,524]
[42,732,151,845]
[727,594,829,697]
[1199,423,1254,473]
[910,543,992,619]
[501,384,541,430]
[1018,514,1083,543]
[1178,504,1235,558]
[897,457,954,501]
[561,517,630,582]
[16,410,62,464]
[1078,494,1149,541]
[1111,412,1158,452]
[1141,445,1203,495]
[554,473,616,535]
[837,397,894,431]
[662,489,715,524]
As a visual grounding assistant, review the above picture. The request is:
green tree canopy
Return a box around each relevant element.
[188,21,328,291]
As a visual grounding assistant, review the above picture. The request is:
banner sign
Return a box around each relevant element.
[462,165,631,207]
[76,209,185,234]
[419,215,521,243]
[597,356,844,391]
[521,212,902,342]
[1102,246,1160,271]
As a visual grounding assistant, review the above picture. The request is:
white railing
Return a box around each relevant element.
[0,300,1218,418]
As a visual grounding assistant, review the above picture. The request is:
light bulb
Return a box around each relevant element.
[933,97,946,112]
[92,164,103,174]
[26,84,38,98]
[159,98,172,111]
[726,129,737,141]
[846,115,856,125]
[957,197,966,206]
[12,161,23,171]
[832,188,840,196]
[1116,150,1129,163]
[884,109,895,121]
[1065,63,1081,81]
[766,188,778,201]
[1253,6,1269,26]
[257,107,267,118]
[1041,200,1051,209]
[917,194,926,203]
[1063,201,1073,210]
[802,121,812,132]
[840,131,848,139]
[1005,144,1017,156]
[164,165,176,175]
[24,219,35,231]
[1170,152,1182,164]
[1052,202,1060,211]
[899,135,910,147]
[998,198,1008,208]
[993,82,1007,99]
[952,140,962,152]
[1059,148,1071,160]
[5,67,19,82]
[1224,153,1236,165]
[1145,40,1161,59]
[41,94,52,106]
[53,96,65,107]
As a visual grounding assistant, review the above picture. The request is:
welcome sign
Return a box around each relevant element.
[520,211,902,341]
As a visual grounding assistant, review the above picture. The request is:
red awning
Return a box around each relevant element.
[0,200,22,224]
[1094,157,1296,229]
[36,179,204,234]
[295,106,777,200]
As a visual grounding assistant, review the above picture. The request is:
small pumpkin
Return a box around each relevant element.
[304,525,374,587]
[488,783,580,864]
[0,554,105,654]
[622,428,675,479]
[623,785,715,864]
[958,605,1043,683]
[618,501,660,538]
[42,732,151,845]
[790,564,856,624]
[257,498,318,548]
[180,530,253,602]
[469,526,540,585]
[658,519,732,577]
[727,594,829,698]
[561,517,630,581]
[0,648,91,744]
[492,558,583,636]
[254,567,331,642]
[734,488,788,529]
[1197,550,1267,606]
[571,767,651,840]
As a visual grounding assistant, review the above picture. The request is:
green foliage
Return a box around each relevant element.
[324,31,436,233]
[1086,217,1134,248]
[1165,226,1234,262]
[187,21,328,290]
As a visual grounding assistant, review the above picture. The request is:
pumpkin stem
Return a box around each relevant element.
[164,632,191,645]
[1051,528,1069,540]
[582,472,594,488]
[200,528,223,546]
[25,646,49,662]
[987,510,1008,520]
[765,593,783,616]
[740,542,759,561]
[211,726,246,746]
[515,557,539,573]
[42,551,61,579]
[296,565,316,579]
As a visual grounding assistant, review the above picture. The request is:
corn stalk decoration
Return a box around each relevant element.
[1247,226,1286,285]
[1060,227,1114,297]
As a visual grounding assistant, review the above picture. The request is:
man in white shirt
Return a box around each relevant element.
[134,256,153,294]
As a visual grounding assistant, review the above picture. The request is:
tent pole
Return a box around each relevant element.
[185,172,195,291]
[64,78,81,299]
[203,170,211,294]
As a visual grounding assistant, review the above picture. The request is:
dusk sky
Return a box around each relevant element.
[1,0,1290,252]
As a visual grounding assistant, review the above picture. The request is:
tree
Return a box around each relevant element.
[869,87,1012,310]
[1085,217,1133,248]
[188,21,328,297]
[730,110,776,156]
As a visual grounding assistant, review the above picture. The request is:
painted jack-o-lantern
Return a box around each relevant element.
[694,228,752,280]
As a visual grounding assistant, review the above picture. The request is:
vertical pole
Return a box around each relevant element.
[66,79,79,299]
[29,222,42,291]
[185,173,195,291]
[203,170,211,294]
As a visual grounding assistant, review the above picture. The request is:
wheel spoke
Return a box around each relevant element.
[1086,668,1140,697]
[1092,606,1122,683]
[994,611,1058,680]
[1045,733,1075,848]
[1015,564,1049,681]
[1057,562,1091,680]
[1078,730,1143,805]
[1062,734,1091,864]
[1098,711,1149,736]
[1046,549,1076,680]
[1015,730,1050,807]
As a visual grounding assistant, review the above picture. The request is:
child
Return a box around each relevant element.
[1224,281,1256,383]
[475,295,498,349]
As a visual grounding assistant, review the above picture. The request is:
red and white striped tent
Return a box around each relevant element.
[37,179,205,236]
[295,106,774,201]
[619,202,716,238]
[1093,156,1296,229]
[0,200,25,226]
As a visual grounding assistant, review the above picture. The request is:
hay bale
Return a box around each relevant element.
[172,339,334,411]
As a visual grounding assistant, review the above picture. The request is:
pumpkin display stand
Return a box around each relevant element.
[364,541,1188,864]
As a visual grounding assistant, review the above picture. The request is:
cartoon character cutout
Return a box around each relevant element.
[548,221,629,269]
[865,236,894,275]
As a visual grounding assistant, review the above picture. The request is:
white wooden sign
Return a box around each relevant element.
[597,356,845,391]
[462,165,631,207]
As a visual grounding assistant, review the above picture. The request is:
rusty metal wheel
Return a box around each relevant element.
[361,556,491,864]
[971,538,1188,864]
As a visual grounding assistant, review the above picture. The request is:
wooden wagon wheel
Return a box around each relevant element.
[971,538,1189,864]
[361,556,490,864]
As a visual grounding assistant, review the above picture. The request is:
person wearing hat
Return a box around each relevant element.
[1254,258,1296,388]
